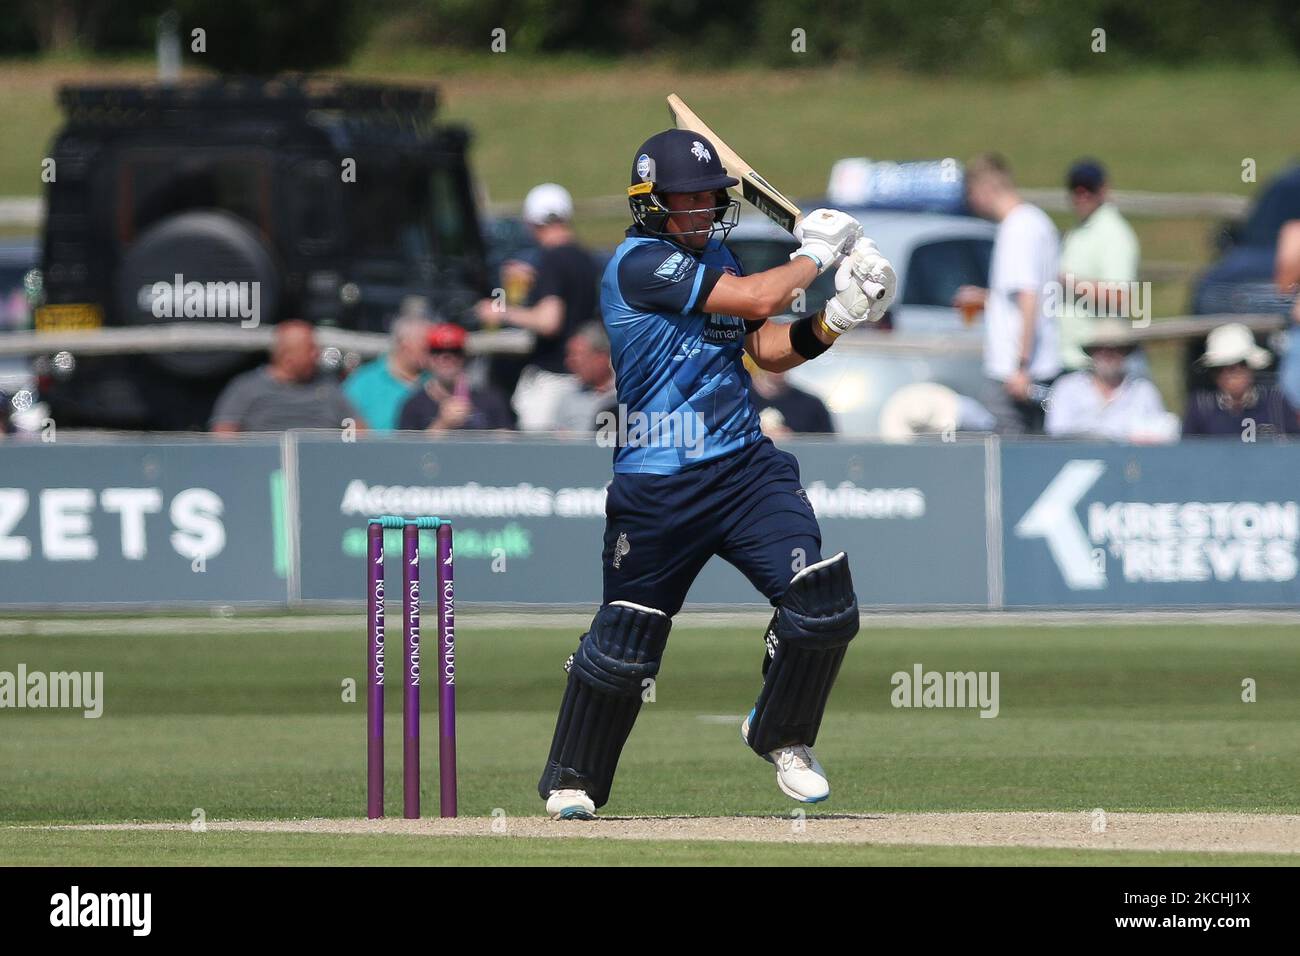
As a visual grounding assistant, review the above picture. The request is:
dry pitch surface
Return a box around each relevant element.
[50,812,1300,856]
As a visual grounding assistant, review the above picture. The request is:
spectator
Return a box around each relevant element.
[553,322,617,433]
[397,323,512,432]
[475,183,599,430]
[749,366,835,436]
[211,321,360,433]
[1058,160,1141,372]
[954,153,1061,435]
[1044,318,1177,442]
[342,299,432,432]
[1183,323,1300,438]
[1274,219,1300,409]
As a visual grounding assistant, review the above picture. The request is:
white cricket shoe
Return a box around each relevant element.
[741,709,830,803]
[546,788,597,820]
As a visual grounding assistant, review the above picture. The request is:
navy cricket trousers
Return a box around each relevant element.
[601,437,823,616]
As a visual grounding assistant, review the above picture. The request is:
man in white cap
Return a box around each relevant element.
[1044,318,1176,442]
[1183,323,1299,437]
[475,183,599,430]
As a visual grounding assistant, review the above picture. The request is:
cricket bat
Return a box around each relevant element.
[666,92,802,234]
[666,93,884,300]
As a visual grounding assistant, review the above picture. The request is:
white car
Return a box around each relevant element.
[725,208,995,436]
[726,206,994,333]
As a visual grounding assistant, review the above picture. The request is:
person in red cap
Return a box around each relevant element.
[396,323,512,432]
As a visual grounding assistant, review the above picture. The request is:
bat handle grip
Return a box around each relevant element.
[861,280,886,301]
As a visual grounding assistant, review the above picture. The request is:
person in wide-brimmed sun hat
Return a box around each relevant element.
[1044,318,1177,442]
[1182,323,1299,438]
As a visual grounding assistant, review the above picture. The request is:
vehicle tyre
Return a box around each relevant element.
[114,210,281,376]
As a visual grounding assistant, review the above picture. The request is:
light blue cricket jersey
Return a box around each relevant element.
[601,228,764,475]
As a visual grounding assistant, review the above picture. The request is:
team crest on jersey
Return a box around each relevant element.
[703,312,745,344]
[654,251,692,282]
[691,141,712,163]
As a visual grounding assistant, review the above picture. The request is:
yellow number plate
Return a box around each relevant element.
[34,304,104,332]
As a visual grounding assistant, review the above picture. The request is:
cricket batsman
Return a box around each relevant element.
[539,128,896,819]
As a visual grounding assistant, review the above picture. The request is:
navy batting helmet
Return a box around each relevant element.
[628,129,740,246]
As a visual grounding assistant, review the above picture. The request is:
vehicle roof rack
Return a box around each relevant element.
[57,76,439,125]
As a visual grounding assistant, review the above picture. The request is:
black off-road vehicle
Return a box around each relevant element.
[37,77,490,429]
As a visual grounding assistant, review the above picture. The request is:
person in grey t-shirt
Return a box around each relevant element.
[553,321,617,433]
[211,320,361,433]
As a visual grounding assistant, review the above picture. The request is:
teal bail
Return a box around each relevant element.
[366,515,450,529]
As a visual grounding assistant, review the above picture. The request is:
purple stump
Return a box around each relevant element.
[436,521,457,817]
[403,521,421,819]
[366,522,385,819]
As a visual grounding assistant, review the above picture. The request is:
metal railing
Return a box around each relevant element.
[826,312,1286,355]
[0,323,534,358]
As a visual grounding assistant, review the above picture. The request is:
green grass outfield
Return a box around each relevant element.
[1,617,1297,864]
[0,830,1291,867]
[2,57,1291,201]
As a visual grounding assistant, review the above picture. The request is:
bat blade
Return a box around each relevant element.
[666,93,803,233]
[740,178,798,234]
[665,93,885,301]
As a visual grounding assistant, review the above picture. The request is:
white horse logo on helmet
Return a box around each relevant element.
[691,140,712,163]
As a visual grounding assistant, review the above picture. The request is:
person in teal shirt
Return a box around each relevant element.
[343,310,431,431]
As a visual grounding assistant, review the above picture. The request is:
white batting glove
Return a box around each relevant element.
[820,239,898,336]
[790,209,863,275]
[846,238,897,320]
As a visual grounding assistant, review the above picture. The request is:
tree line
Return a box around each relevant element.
[6,0,1299,75]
